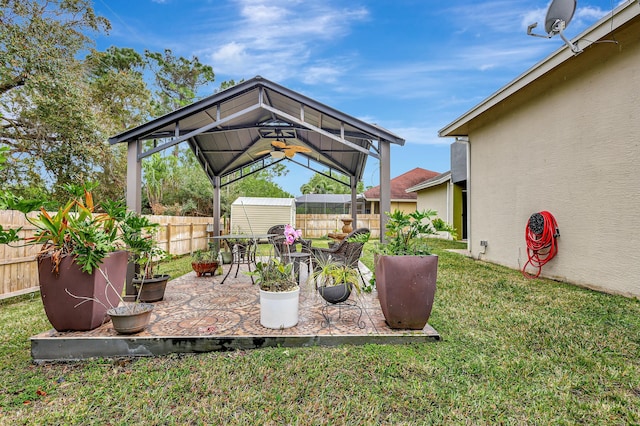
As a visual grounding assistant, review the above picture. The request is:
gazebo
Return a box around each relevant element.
[108,76,404,238]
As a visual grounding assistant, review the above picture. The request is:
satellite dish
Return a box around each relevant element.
[527,0,581,55]
[545,0,576,34]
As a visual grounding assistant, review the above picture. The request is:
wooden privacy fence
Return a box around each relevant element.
[0,211,380,298]
[296,214,380,239]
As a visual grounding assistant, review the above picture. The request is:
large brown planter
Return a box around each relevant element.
[38,251,128,332]
[375,255,438,330]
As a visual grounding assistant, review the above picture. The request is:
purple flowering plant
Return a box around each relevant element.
[283,224,302,246]
[246,224,302,292]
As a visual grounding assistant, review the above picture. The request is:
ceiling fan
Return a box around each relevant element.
[256,140,312,159]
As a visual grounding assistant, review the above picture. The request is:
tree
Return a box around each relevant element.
[0,0,113,202]
[85,46,152,132]
[145,49,215,115]
[158,149,214,216]
[85,46,154,202]
[300,171,365,194]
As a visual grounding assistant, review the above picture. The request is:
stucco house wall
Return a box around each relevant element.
[440,3,640,297]
[416,183,449,221]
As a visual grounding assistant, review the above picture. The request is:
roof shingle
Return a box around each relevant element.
[364,167,440,200]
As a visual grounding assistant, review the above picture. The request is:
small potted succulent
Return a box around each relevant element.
[191,248,220,277]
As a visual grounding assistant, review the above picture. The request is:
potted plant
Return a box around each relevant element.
[121,215,170,303]
[247,224,302,329]
[374,209,454,330]
[0,182,153,331]
[191,248,220,277]
[88,268,155,335]
[310,254,362,304]
[220,241,233,264]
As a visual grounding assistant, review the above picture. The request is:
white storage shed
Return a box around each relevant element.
[230,197,296,235]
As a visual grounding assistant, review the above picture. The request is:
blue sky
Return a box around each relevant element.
[93,0,619,196]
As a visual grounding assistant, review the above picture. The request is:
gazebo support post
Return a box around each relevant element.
[379,139,391,243]
[125,139,142,299]
[212,175,221,249]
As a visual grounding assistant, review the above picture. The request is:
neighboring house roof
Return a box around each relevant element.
[406,171,452,193]
[364,167,440,201]
[439,1,640,137]
[295,194,364,203]
[232,197,295,207]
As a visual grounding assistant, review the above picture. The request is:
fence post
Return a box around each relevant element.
[165,223,172,255]
[189,223,194,255]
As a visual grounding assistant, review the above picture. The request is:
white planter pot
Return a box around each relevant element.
[259,287,300,329]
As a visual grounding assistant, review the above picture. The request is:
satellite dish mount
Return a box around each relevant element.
[527,0,582,55]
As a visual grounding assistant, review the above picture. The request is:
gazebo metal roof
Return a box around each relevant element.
[109,75,403,245]
[109,76,404,187]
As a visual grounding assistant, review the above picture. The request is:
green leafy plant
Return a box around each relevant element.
[377,209,441,256]
[431,217,458,239]
[0,182,159,275]
[119,213,166,279]
[247,258,297,292]
[309,254,362,293]
[192,248,219,264]
[346,231,370,244]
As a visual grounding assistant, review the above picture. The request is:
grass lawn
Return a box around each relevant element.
[1,239,639,424]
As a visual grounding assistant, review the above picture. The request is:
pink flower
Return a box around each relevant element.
[283,224,302,246]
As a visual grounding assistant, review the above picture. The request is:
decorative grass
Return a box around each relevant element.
[1,239,639,424]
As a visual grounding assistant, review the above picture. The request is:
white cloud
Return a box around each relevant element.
[202,0,368,82]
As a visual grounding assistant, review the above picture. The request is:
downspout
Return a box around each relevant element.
[446,179,451,237]
[456,136,470,251]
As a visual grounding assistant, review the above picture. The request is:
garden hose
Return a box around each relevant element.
[522,211,559,279]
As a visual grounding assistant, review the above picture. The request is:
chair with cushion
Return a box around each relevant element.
[312,227,370,284]
[267,224,314,272]
[267,225,297,258]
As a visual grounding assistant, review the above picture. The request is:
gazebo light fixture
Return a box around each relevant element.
[270,150,286,159]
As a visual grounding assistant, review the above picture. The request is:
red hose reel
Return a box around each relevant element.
[522,211,559,279]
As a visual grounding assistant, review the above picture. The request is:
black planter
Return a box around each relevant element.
[318,283,352,304]
[133,274,170,302]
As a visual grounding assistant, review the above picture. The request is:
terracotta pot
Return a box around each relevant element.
[133,274,170,302]
[341,218,353,234]
[38,251,128,332]
[375,255,438,329]
[191,261,219,277]
[108,303,154,334]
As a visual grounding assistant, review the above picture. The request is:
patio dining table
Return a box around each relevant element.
[208,234,276,284]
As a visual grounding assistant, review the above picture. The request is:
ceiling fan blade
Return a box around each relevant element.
[255,149,272,155]
[284,149,296,158]
[271,140,287,149]
[286,145,312,153]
